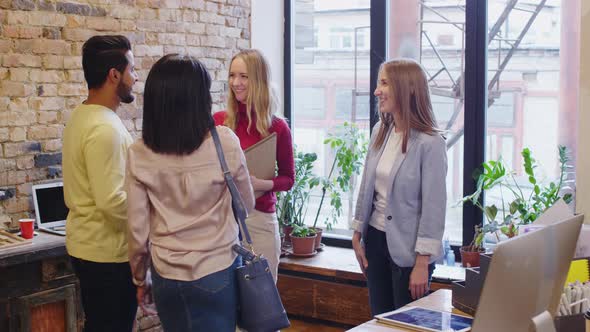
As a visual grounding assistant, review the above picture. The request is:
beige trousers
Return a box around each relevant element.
[244,209,281,283]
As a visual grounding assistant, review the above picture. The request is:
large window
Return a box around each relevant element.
[286,0,580,245]
[383,0,579,244]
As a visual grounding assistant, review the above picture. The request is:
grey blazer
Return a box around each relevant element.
[352,122,447,267]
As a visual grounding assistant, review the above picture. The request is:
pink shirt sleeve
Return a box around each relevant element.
[126,147,151,286]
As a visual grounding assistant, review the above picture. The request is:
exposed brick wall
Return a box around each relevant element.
[0,0,252,229]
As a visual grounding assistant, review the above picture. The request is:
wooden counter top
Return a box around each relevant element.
[0,232,66,268]
[280,246,366,282]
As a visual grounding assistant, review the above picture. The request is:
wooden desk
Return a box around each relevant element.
[0,231,67,267]
[0,232,82,331]
[347,289,470,331]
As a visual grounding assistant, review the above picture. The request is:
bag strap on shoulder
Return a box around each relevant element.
[209,124,254,248]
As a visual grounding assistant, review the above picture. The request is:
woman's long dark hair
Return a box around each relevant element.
[142,54,213,155]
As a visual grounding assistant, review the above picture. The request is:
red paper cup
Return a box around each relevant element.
[18,218,34,239]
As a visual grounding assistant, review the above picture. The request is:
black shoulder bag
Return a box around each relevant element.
[210,125,290,332]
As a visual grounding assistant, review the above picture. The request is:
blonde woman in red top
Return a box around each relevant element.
[214,49,295,282]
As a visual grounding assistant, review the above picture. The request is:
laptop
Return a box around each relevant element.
[32,182,69,236]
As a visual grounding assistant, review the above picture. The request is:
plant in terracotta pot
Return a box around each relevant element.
[310,122,368,249]
[276,150,320,246]
[459,225,486,268]
[460,145,574,266]
[289,224,317,255]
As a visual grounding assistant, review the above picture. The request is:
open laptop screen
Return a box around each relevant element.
[32,182,69,228]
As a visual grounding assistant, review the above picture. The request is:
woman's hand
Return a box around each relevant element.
[250,175,273,194]
[409,254,430,300]
[136,272,158,316]
[352,231,368,277]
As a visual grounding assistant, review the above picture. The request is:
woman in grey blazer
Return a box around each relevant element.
[351,59,447,315]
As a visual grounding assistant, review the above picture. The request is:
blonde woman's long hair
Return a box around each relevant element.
[373,59,440,153]
[224,49,278,137]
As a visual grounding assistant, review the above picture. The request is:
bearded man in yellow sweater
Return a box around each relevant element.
[62,35,138,332]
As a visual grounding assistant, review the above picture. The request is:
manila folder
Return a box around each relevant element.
[244,133,277,180]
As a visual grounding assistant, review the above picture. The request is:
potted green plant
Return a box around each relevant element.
[460,225,486,267]
[289,224,317,255]
[310,122,368,248]
[276,150,320,253]
[276,123,368,254]
[460,145,573,265]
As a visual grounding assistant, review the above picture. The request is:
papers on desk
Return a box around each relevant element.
[375,306,473,332]
[433,264,465,282]
[0,230,32,250]
[244,133,276,180]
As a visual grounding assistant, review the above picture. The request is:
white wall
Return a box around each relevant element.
[251,0,285,115]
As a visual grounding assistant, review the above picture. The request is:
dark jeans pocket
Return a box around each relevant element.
[192,264,232,294]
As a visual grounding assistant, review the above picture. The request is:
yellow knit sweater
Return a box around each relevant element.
[62,103,133,263]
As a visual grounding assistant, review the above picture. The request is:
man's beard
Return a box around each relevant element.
[117,80,135,104]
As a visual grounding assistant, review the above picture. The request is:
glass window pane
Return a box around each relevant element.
[485,1,579,231]
[488,92,514,127]
[335,88,370,120]
[292,0,371,234]
[294,87,326,119]
[387,0,466,244]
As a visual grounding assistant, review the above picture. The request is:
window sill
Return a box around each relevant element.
[280,246,364,282]
[279,245,466,284]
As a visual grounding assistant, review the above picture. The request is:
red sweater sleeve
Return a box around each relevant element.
[271,118,295,192]
[213,111,226,126]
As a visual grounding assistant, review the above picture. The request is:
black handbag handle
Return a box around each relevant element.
[209,124,254,248]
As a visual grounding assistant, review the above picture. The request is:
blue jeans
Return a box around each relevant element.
[365,226,435,315]
[151,257,241,332]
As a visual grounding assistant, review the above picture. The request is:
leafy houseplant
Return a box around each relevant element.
[289,223,317,255]
[311,122,368,231]
[461,145,574,262]
[308,122,367,249]
[276,150,320,230]
[275,150,320,253]
[290,225,317,237]
[459,225,486,267]
[276,123,368,254]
